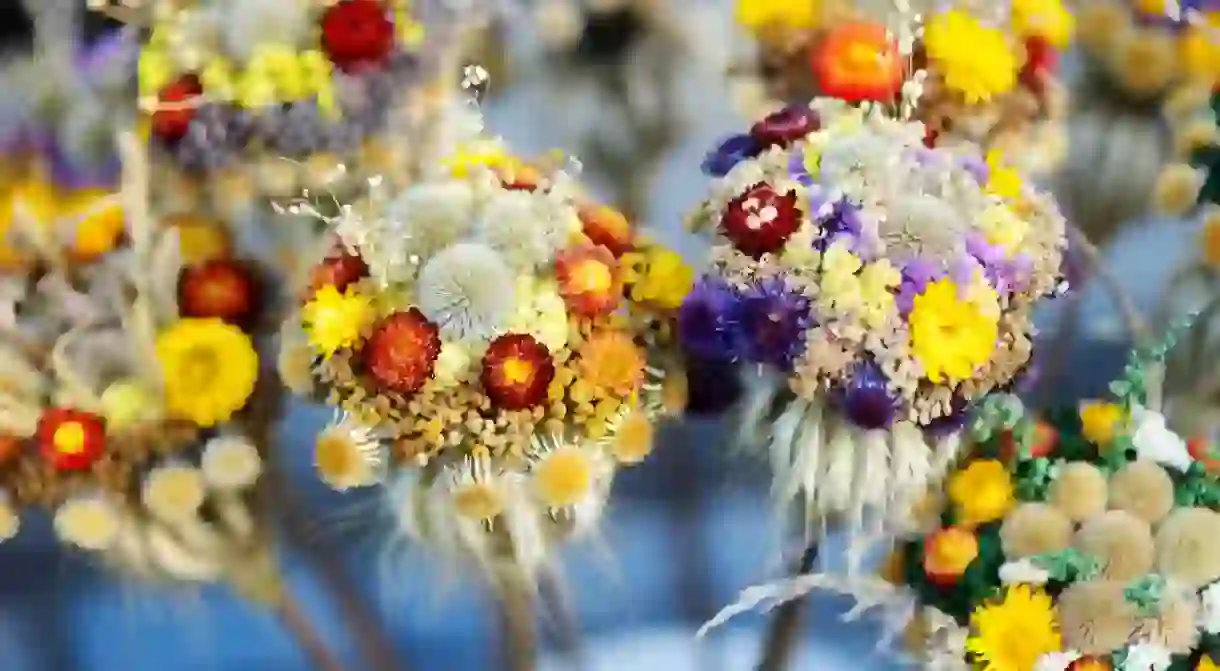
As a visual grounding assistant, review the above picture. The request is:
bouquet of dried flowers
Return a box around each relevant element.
[99,0,449,213]
[881,319,1220,671]
[277,108,694,587]
[685,98,1067,604]
[728,0,1072,175]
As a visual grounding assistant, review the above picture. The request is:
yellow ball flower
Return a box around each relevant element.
[156,318,259,428]
[1079,401,1126,446]
[947,459,1015,526]
[301,285,377,358]
[138,48,175,98]
[923,10,1018,104]
[908,279,999,384]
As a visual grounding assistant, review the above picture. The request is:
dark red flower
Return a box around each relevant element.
[1019,37,1057,95]
[749,105,820,149]
[309,248,369,295]
[578,205,634,257]
[178,259,258,325]
[719,183,803,258]
[363,309,441,395]
[923,128,939,148]
[480,333,555,411]
[320,0,396,73]
[37,408,106,472]
[151,76,203,143]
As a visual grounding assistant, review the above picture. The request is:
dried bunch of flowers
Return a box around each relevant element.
[102,0,446,209]
[277,121,693,582]
[685,98,1066,572]
[0,196,274,596]
[729,0,1072,175]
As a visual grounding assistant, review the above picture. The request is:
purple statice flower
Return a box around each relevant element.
[965,233,1032,294]
[46,141,120,191]
[678,277,743,362]
[894,258,942,315]
[788,149,815,186]
[737,277,812,370]
[814,199,862,251]
[701,134,762,177]
[835,360,898,429]
[959,154,989,184]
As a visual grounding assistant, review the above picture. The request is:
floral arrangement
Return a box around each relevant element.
[731,0,1073,174]
[686,99,1066,580]
[123,0,439,206]
[864,319,1220,671]
[0,159,274,594]
[277,121,693,581]
[1077,0,1220,103]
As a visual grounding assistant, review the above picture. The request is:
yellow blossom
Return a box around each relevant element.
[985,150,1024,201]
[622,246,694,310]
[156,319,259,428]
[857,260,900,329]
[1079,401,1126,446]
[978,204,1030,255]
[199,58,237,102]
[909,279,999,383]
[734,0,821,36]
[923,10,1018,103]
[947,459,1014,526]
[301,285,376,358]
[1011,0,1074,49]
[137,47,175,98]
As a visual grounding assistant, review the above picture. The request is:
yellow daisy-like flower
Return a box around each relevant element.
[1010,0,1074,49]
[622,246,694,310]
[923,10,1018,104]
[577,331,646,396]
[978,204,1030,255]
[156,318,259,428]
[445,141,518,179]
[966,584,1062,671]
[947,459,1014,527]
[734,0,821,36]
[532,445,597,510]
[908,279,999,384]
[986,151,1024,202]
[301,285,376,358]
[1079,401,1126,446]
[1181,16,1220,86]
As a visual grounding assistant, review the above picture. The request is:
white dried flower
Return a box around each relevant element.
[380,180,479,264]
[473,189,577,271]
[142,464,207,522]
[54,495,123,551]
[201,436,263,490]
[415,242,516,344]
[1200,581,1220,633]
[1121,642,1172,670]
[1035,650,1082,671]
[315,416,385,491]
[998,558,1051,585]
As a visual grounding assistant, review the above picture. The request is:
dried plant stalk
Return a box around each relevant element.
[497,567,539,671]
[756,541,821,671]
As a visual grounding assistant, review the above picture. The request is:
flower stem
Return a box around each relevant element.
[755,540,820,671]
[497,570,539,671]
[277,588,350,671]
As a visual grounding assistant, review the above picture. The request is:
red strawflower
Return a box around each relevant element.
[320,0,396,73]
[811,22,904,103]
[749,105,820,149]
[578,205,634,257]
[37,408,106,472]
[719,183,803,258]
[999,421,1057,461]
[480,333,555,411]
[179,259,258,325]
[1019,37,1057,95]
[363,309,441,395]
[309,248,369,295]
[554,244,623,317]
[151,76,203,143]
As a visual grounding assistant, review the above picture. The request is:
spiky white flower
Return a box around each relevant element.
[473,189,579,271]
[54,494,123,551]
[415,242,516,343]
[315,416,385,491]
[142,464,207,522]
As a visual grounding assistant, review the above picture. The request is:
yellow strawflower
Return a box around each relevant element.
[923,10,1018,103]
[301,285,377,358]
[734,0,821,36]
[985,150,1024,201]
[1011,0,1074,48]
[908,279,999,384]
[156,318,259,428]
[966,585,1061,670]
[1079,401,1126,446]
[622,246,694,310]
[947,459,1014,526]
